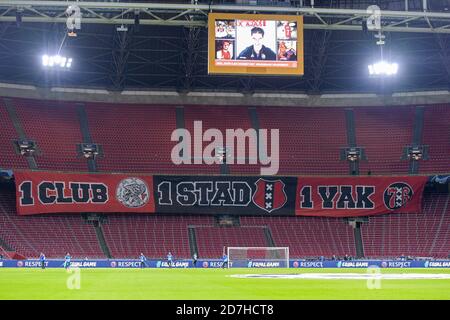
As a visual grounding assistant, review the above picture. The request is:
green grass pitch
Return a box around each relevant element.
[0,268,449,300]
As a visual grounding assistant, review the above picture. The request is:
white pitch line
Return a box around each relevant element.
[229,273,450,280]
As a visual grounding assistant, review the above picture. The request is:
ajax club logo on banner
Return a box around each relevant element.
[116,178,150,208]
[252,179,288,213]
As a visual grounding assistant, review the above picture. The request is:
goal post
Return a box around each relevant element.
[227,247,289,268]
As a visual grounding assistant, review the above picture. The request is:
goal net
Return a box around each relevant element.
[227,247,289,268]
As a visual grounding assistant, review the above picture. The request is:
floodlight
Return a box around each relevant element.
[42,55,73,69]
[368,61,398,76]
[117,24,128,32]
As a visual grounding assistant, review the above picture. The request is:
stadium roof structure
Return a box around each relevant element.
[0,0,449,94]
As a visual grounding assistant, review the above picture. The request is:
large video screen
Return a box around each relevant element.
[208,13,303,76]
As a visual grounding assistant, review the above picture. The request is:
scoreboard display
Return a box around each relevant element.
[208,13,304,76]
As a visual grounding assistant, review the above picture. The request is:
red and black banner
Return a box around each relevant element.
[14,171,155,215]
[14,171,428,217]
[295,176,427,217]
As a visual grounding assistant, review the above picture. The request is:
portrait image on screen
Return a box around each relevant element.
[236,21,277,61]
[215,20,236,39]
[216,39,234,60]
[277,41,297,61]
[277,21,298,40]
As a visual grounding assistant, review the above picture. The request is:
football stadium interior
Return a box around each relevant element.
[0,98,449,261]
[0,0,449,269]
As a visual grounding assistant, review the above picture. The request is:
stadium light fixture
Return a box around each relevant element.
[368,61,398,76]
[134,10,140,31]
[117,8,128,32]
[117,24,128,32]
[42,55,72,69]
[16,9,23,27]
[43,29,73,69]
[366,24,398,77]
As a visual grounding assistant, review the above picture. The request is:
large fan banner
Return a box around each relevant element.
[14,171,427,217]
[153,175,297,216]
[14,171,155,215]
[295,176,428,217]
